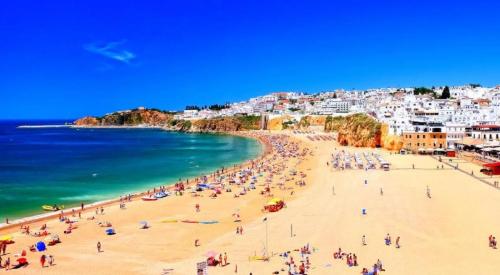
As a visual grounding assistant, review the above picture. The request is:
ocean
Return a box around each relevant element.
[0,120,262,219]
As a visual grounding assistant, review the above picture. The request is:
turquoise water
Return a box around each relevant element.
[0,120,262,219]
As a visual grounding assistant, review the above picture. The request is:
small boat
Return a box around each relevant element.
[154,191,170,199]
[141,196,157,201]
[161,219,178,223]
[42,205,64,211]
[199,220,219,224]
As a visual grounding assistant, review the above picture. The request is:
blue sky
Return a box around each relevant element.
[1,0,500,119]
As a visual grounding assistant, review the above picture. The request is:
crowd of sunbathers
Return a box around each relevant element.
[280,244,312,275]
[333,247,358,267]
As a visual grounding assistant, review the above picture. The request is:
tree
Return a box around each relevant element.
[440,86,450,99]
[413,87,436,98]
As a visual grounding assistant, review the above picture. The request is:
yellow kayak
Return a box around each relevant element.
[248,256,269,261]
[42,205,64,211]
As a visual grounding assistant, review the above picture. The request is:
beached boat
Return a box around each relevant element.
[154,191,170,199]
[199,220,219,224]
[41,205,64,211]
[141,195,157,201]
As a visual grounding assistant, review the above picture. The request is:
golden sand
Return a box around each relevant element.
[1,131,499,274]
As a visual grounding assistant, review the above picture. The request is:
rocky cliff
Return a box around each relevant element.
[75,109,262,132]
[74,116,100,126]
[74,109,173,126]
[190,116,261,132]
[324,113,381,147]
[380,123,404,151]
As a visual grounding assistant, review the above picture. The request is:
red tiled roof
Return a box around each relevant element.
[473,125,500,129]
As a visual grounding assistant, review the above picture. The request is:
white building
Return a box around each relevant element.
[445,123,467,148]
[315,98,350,114]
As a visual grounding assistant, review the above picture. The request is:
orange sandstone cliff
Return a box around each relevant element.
[324,114,381,147]
[380,123,404,151]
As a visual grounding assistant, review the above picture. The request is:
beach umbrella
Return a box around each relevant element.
[16,257,27,264]
[267,198,282,205]
[36,241,46,252]
[0,234,13,242]
[205,250,217,258]
[105,228,116,235]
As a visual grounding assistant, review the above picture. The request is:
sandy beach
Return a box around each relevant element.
[1,131,499,274]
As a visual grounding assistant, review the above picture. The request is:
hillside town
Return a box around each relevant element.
[173,84,500,158]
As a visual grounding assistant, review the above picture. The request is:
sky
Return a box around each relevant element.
[1,0,500,119]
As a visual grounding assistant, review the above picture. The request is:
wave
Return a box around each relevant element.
[59,194,107,201]
[17,125,72,129]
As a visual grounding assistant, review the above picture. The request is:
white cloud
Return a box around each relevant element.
[84,40,135,64]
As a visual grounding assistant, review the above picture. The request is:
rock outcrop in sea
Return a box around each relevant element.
[74,108,173,126]
[74,109,261,132]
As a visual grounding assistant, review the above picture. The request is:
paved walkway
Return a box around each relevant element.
[431,155,500,190]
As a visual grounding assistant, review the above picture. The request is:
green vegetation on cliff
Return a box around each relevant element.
[192,115,261,132]
[74,108,173,126]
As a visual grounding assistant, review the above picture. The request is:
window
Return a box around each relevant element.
[439,144,442,148]
[417,135,420,139]
[417,143,420,146]
[423,135,426,138]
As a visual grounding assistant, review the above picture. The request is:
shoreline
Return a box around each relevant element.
[0,131,271,232]
[1,131,498,274]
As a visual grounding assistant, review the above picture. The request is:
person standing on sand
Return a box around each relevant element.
[48,255,54,266]
[396,236,400,248]
[97,241,102,253]
[362,235,367,246]
[219,254,223,267]
[224,252,227,266]
[426,185,431,198]
[380,188,383,196]
[385,234,391,245]
[40,254,46,267]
